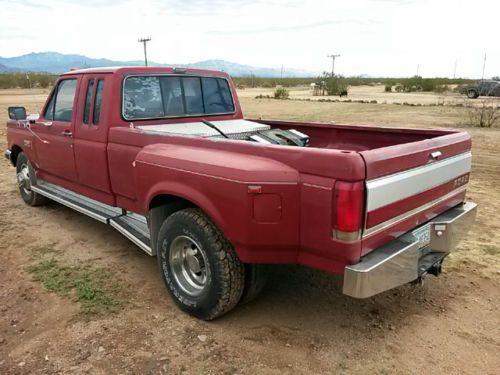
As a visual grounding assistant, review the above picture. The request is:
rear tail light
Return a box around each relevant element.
[333,181,365,241]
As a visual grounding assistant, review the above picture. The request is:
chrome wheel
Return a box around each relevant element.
[17,163,31,196]
[169,235,209,297]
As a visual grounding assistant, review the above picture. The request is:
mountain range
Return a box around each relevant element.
[0,52,318,78]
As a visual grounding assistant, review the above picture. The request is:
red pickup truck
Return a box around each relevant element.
[5,67,477,320]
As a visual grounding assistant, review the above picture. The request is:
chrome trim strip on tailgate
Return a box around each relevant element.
[363,185,467,238]
[366,152,472,212]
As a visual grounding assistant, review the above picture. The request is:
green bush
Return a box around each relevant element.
[384,84,392,92]
[274,87,290,99]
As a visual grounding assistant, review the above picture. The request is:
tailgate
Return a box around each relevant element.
[359,130,472,256]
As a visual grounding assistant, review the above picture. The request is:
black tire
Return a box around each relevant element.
[239,264,268,305]
[15,152,50,207]
[467,89,479,99]
[157,208,245,320]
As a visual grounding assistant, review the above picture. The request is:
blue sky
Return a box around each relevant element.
[0,0,498,78]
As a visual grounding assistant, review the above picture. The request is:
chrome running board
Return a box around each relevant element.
[32,180,122,223]
[110,213,152,255]
[32,180,152,255]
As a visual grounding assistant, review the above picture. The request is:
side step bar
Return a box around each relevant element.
[110,214,152,255]
[32,180,153,256]
[32,180,122,223]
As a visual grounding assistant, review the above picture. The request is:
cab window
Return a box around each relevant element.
[83,79,94,124]
[123,75,235,120]
[44,79,77,122]
[93,79,104,125]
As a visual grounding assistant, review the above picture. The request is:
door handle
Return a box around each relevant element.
[430,151,442,160]
[61,130,73,137]
[35,121,52,127]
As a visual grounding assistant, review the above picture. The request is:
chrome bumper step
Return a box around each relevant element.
[32,180,152,255]
[343,201,477,299]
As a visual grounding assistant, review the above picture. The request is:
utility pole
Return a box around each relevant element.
[281,64,284,80]
[481,52,487,80]
[453,59,457,79]
[327,54,340,77]
[416,64,420,76]
[138,37,152,66]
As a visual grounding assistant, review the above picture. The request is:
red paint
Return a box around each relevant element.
[361,190,467,257]
[253,194,282,223]
[366,173,470,228]
[5,66,473,275]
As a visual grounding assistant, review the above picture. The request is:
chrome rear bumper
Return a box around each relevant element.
[343,201,477,299]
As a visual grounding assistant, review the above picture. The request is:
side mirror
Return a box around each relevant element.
[8,106,27,120]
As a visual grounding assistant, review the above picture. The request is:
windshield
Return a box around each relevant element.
[123,75,235,120]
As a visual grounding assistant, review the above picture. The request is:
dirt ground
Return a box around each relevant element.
[0,88,499,374]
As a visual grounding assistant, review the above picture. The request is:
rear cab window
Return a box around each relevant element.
[83,79,94,124]
[122,75,235,120]
[82,77,105,125]
[93,79,104,125]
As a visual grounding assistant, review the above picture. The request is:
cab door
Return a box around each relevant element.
[34,76,79,182]
[73,74,113,194]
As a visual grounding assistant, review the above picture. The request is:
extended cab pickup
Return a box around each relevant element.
[5,67,477,320]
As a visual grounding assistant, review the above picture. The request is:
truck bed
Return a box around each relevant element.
[256,119,470,178]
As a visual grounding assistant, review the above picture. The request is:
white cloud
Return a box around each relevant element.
[0,0,498,77]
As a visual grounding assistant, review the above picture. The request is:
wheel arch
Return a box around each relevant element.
[9,144,23,166]
[148,193,226,256]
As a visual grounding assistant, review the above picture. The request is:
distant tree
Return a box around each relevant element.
[316,73,349,96]
[38,75,52,88]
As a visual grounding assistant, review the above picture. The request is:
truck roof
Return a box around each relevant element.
[61,66,230,77]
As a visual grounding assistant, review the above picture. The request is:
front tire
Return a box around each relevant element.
[467,89,479,99]
[15,152,49,206]
[157,208,245,320]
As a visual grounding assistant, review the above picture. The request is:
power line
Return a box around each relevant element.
[138,37,152,66]
[327,54,340,77]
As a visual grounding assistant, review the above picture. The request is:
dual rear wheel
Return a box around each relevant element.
[157,208,267,320]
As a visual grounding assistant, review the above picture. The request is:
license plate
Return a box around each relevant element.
[413,224,431,249]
